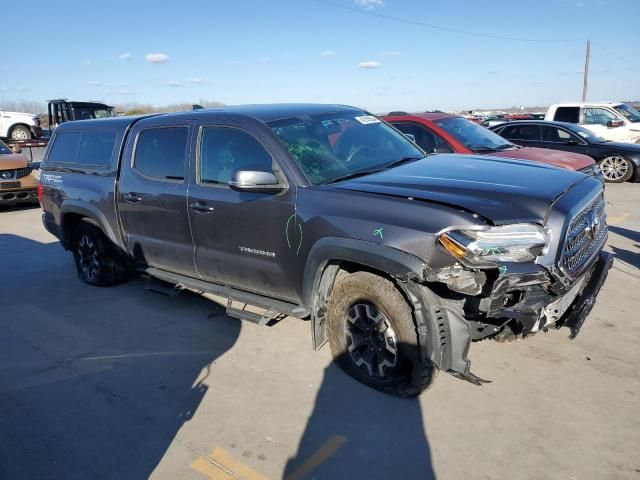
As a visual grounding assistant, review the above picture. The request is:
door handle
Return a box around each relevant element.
[189,202,215,213]
[123,192,142,203]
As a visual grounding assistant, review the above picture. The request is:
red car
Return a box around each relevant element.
[384,112,599,176]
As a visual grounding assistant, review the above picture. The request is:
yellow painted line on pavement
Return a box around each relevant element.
[608,212,631,225]
[191,447,270,480]
[284,434,347,480]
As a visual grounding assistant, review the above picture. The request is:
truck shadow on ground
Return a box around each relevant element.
[0,234,241,480]
[608,226,640,269]
[285,354,435,480]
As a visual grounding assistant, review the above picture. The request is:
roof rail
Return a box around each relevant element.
[387,111,409,116]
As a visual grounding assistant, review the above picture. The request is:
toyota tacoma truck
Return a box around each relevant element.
[39,104,612,396]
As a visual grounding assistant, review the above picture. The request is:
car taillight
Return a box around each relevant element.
[37,181,43,206]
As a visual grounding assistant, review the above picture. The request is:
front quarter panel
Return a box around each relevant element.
[294,186,485,304]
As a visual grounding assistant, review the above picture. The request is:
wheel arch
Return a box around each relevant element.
[302,237,427,350]
[8,123,32,138]
[60,201,121,250]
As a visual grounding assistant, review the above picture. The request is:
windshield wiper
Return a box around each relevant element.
[468,145,497,152]
[493,143,516,150]
[383,156,424,169]
[323,168,387,185]
[323,156,424,185]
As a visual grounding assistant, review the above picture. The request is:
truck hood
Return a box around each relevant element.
[0,153,29,168]
[2,111,37,119]
[487,146,594,170]
[333,154,585,225]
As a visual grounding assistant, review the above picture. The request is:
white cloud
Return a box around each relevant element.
[380,51,401,56]
[166,80,183,87]
[85,60,93,66]
[188,77,207,84]
[119,83,127,87]
[259,56,271,63]
[354,0,384,9]
[87,81,102,86]
[146,53,169,64]
[357,61,381,69]
[119,52,131,60]
[321,50,336,57]
[576,1,584,6]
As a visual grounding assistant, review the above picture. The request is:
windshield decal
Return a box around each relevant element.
[354,115,381,125]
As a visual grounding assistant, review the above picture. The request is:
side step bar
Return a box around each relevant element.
[145,267,309,320]
[225,298,288,326]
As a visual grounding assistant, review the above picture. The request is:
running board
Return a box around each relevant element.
[145,276,184,297]
[225,298,287,326]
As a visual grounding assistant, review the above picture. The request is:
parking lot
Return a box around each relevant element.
[0,183,638,480]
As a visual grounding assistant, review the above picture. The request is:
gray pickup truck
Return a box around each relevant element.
[39,104,612,396]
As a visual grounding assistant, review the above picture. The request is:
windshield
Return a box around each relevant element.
[71,106,115,120]
[435,117,514,152]
[564,123,608,143]
[614,103,640,123]
[0,140,11,155]
[269,111,424,185]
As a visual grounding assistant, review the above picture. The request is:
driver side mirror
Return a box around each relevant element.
[228,170,283,194]
[11,145,22,154]
[607,119,624,128]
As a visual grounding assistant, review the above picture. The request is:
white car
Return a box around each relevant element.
[0,109,42,140]
[545,102,640,144]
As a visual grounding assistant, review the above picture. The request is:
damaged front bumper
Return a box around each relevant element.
[407,251,613,385]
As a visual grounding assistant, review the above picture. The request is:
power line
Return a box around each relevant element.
[314,0,573,43]
[591,42,639,67]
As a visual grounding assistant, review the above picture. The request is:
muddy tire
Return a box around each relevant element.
[72,220,128,286]
[326,271,437,397]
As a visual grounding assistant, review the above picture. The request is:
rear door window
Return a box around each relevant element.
[541,126,577,143]
[134,127,188,181]
[498,124,540,141]
[554,107,580,123]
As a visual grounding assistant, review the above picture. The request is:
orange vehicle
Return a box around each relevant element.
[0,139,39,205]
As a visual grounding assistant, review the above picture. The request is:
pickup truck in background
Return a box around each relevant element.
[39,104,612,396]
[546,102,640,144]
[0,109,42,140]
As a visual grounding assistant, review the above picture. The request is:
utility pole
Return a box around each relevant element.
[582,39,590,101]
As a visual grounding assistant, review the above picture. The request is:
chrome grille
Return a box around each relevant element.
[15,167,32,179]
[561,194,607,276]
[0,167,31,180]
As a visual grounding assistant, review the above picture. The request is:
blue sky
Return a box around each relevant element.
[2,0,639,112]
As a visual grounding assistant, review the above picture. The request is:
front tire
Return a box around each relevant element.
[10,125,32,141]
[72,221,128,286]
[599,155,633,183]
[326,271,437,397]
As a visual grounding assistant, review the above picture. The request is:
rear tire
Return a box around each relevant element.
[72,221,128,286]
[326,271,437,397]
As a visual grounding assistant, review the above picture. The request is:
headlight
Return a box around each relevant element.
[439,224,548,265]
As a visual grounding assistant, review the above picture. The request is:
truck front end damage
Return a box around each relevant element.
[404,180,612,384]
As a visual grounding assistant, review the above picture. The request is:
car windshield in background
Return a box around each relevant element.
[435,117,514,152]
[72,107,115,120]
[269,111,424,185]
[0,141,12,155]
[614,104,640,123]
[565,123,608,143]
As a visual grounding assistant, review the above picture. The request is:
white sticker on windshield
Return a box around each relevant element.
[354,115,381,125]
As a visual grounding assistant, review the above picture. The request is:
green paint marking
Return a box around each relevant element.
[373,227,384,240]
[483,247,504,256]
[285,213,303,255]
[498,265,508,275]
[285,214,295,249]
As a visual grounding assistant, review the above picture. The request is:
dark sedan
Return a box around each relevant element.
[491,120,640,183]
